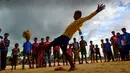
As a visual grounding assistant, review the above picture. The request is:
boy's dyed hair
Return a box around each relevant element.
[22,30,31,41]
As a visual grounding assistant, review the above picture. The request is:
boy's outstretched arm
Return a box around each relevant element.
[78,28,82,35]
[78,4,105,24]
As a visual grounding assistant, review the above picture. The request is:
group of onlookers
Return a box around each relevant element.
[0,27,130,71]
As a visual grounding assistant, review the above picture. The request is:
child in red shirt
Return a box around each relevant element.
[38,38,45,68]
[53,46,60,66]
[31,37,39,68]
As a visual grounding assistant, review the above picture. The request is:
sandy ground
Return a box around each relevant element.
[0,61,130,73]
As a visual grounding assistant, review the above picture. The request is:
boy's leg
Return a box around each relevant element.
[90,53,92,63]
[78,56,81,64]
[80,50,84,64]
[3,52,7,69]
[53,52,56,66]
[99,53,102,62]
[83,50,88,63]
[57,52,60,66]
[2,52,6,70]
[44,53,47,67]
[74,53,76,64]
[113,47,117,61]
[48,51,51,67]
[96,53,98,62]
[1,52,4,70]
[14,55,17,69]
[61,45,75,70]
[22,55,25,69]
[78,52,81,64]
[104,52,107,62]
[66,57,68,65]
[62,55,65,66]
[120,49,123,61]
[81,54,83,64]
[76,51,81,64]
[42,52,46,67]
[0,50,2,71]
[32,55,34,68]
[110,51,114,61]
[84,49,88,63]
[93,54,95,63]
[122,48,125,60]
[106,52,109,62]
[84,54,88,63]
[37,55,40,67]
[11,56,14,70]
[42,53,45,67]
[27,54,31,68]
[127,44,130,60]
[41,56,43,67]
[35,56,38,68]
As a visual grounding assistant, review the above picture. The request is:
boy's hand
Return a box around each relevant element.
[79,31,82,35]
[96,4,105,12]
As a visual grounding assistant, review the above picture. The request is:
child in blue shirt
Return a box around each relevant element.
[3,33,10,69]
[105,38,114,62]
[121,28,130,60]
[22,30,32,69]
[117,32,125,61]
[22,40,32,69]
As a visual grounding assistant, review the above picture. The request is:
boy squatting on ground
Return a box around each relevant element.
[47,4,105,71]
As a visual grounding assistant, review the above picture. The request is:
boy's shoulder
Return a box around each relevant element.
[4,39,10,42]
[24,41,31,44]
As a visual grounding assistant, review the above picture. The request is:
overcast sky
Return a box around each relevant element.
[0,0,130,56]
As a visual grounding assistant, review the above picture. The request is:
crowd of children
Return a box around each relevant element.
[0,27,130,71]
[1,4,130,71]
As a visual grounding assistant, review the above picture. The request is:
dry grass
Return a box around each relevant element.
[1,61,130,73]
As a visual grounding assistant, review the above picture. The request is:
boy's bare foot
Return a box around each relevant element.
[68,67,77,71]
[22,67,24,70]
[55,67,66,71]
[11,68,13,70]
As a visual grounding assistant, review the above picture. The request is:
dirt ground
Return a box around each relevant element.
[0,61,130,73]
